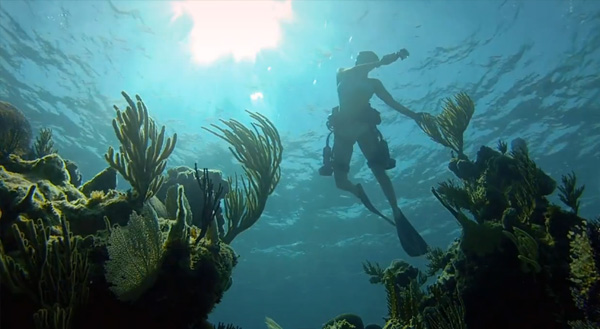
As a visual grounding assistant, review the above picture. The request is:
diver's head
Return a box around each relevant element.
[355,51,379,66]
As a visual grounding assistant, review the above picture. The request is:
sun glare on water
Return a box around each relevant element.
[171,0,293,65]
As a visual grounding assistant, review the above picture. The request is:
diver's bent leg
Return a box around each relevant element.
[334,171,360,197]
[357,128,402,216]
[337,169,394,225]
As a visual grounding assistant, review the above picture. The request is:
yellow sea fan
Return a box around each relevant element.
[105,208,165,301]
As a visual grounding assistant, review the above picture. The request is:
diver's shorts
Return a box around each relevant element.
[332,125,392,173]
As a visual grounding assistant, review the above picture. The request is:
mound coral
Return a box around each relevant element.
[157,166,229,228]
[0,101,32,160]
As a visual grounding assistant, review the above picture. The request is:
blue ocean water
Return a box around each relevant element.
[1,0,599,328]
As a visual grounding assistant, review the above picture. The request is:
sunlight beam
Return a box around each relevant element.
[171,0,293,65]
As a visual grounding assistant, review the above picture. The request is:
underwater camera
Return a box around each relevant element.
[319,144,334,176]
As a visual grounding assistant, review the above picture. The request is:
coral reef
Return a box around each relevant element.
[0,153,133,237]
[356,92,598,329]
[193,165,225,242]
[157,165,229,229]
[424,247,450,277]
[0,215,90,329]
[7,86,595,328]
[64,159,82,187]
[105,207,165,301]
[215,323,243,329]
[323,314,364,329]
[361,255,467,329]
[95,183,237,328]
[0,93,284,329]
[568,220,600,327]
[79,167,117,197]
[0,154,86,235]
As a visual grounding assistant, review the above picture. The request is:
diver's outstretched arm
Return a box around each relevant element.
[338,49,409,77]
[373,79,421,120]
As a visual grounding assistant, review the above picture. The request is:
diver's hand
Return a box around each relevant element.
[410,111,427,124]
[379,49,410,66]
[398,48,410,60]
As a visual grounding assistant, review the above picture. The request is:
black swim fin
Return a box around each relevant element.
[355,184,395,226]
[355,183,428,256]
[395,211,429,257]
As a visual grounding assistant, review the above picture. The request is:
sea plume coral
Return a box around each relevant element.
[32,128,57,158]
[417,92,474,158]
[105,91,177,203]
[558,171,585,215]
[203,110,283,243]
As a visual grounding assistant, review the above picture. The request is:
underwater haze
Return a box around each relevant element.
[1,0,599,328]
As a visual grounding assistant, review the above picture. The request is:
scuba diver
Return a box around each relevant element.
[318,49,429,257]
